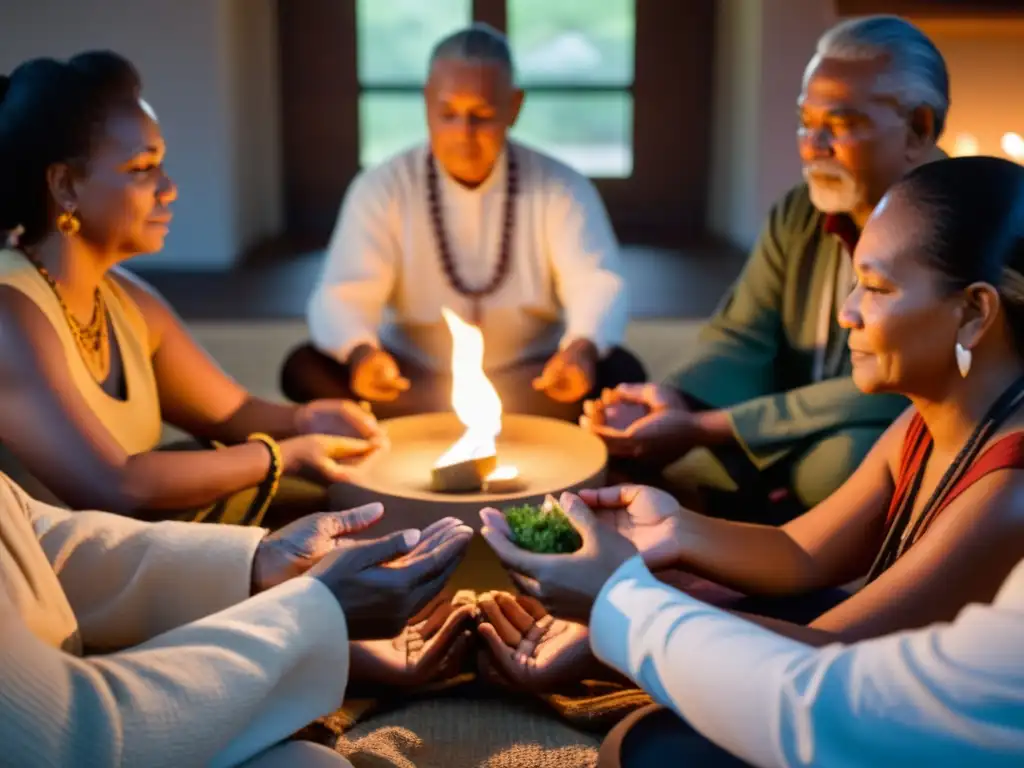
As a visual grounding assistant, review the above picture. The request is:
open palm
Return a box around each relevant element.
[476,592,594,692]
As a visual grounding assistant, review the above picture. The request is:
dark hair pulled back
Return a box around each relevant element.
[0,50,141,247]
[890,155,1024,355]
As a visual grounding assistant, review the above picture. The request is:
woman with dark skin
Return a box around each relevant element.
[474,157,1024,735]
[0,52,384,524]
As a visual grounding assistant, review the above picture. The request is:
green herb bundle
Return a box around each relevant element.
[504,495,583,554]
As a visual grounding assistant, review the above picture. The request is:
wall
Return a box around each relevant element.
[0,0,282,270]
[708,0,838,251]
[911,18,1024,164]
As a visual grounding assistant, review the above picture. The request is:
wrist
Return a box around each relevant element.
[565,337,599,362]
[691,409,735,447]
[346,343,377,368]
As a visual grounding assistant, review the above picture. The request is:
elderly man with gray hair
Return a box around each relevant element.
[281,23,645,422]
[585,15,949,527]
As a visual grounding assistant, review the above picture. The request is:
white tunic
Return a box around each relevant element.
[591,555,1024,767]
[307,142,628,372]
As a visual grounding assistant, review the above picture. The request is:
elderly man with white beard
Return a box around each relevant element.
[584,16,948,525]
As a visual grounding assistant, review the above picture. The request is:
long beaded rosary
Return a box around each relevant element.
[425,148,518,326]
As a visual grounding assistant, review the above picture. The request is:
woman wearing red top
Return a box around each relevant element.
[477,155,1024,708]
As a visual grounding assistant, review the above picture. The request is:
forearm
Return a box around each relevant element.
[671,513,818,595]
[0,578,349,768]
[117,442,274,517]
[208,396,302,444]
[591,558,1024,768]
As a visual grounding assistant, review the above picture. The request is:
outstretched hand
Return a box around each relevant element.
[475,591,596,691]
[479,492,638,622]
[579,485,686,570]
[350,590,477,687]
[252,502,387,592]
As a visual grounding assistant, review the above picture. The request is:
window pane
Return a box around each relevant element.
[507,0,635,86]
[359,93,426,168]
[356,0,471,85]
[512,92,633,178]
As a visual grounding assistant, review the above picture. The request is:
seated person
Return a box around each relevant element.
[476,156,1024,754]
[0,53,382,525]
[0,469,474,767]
[280,24,646,423]
[481,491,1024,767]
[584,16,948,522]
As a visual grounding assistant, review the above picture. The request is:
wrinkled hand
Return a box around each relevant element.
[309,516,473,640]
[480,492,638,622]
[349,345,411,402]
[581,383,695,465]
[295,398,384,443]
[251,502,388,592]
[278,433,378,484]
[581,485,686,570]
[475,591,595,691]
[532,340,598,404]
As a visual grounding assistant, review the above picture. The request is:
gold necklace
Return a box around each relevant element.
[26,255,110,382]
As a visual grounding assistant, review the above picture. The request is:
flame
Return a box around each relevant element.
[434,307,504,467]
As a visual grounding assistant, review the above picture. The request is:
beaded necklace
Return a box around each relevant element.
[865,373,1024,582]
[23,251,110,382]
[426,148,518,325]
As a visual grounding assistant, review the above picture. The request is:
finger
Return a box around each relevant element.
[419,604,477,665]
[509,571,544,600]
[478,622,523,681]
[492,591,536,634]
[558,492,598,537]
[314,457,355,484]
[477,592,523,646]
[339,400,383,440]
[327,502,385,536]
[578,484,642,510]
[393,525,473,582]
[612,383,652,405]
[322,435,375,458]
[477,648,513,688]
[480,525,546,577]
[479,507,513,538]
[392,375,411,392]
[409,589,452,627]
[513,594,549,622]
[394,517,464,563]
[431,629,474,680]
[349,529,421,570]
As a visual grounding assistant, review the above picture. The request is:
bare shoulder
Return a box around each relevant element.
[0,285,64,372]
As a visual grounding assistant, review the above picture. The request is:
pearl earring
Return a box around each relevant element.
[955,342,972,378]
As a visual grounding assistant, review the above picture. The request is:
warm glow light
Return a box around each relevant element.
[952,133,979,157]
[434,307,504,468]
[1002,132,1024,163]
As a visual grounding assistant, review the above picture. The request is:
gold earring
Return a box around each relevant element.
[56,209,80,237]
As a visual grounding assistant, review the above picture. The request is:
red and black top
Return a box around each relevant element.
[866,378,1024,583]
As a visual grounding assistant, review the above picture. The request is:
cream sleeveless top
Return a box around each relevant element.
[0,249,162,460]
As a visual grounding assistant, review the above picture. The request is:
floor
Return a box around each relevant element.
[133,243,745,322]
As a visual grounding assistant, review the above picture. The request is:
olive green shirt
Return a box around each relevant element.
[668,183,907,469]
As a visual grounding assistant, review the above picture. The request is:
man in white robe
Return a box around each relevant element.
[280,24,645,422]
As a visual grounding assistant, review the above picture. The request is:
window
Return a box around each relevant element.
[507,0,635,177]
[355,0,635,177]
[356,0,472,167]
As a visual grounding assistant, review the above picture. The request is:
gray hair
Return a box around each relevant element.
[428,23,515,80]
[812,15,949,139]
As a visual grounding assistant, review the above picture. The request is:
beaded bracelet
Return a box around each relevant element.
[245,432,283,526]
